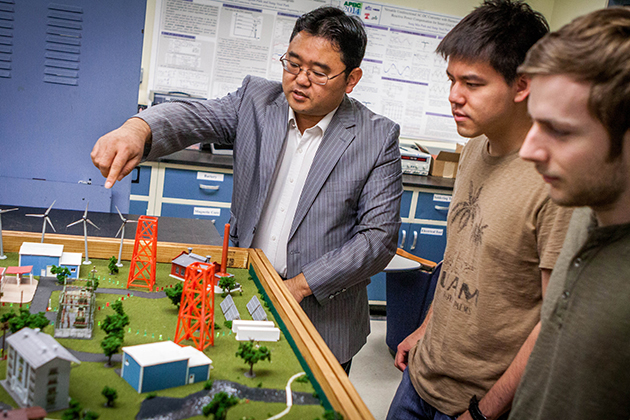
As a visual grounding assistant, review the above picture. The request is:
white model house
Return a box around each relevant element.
[18,242,81,279]
[2,328,80,411]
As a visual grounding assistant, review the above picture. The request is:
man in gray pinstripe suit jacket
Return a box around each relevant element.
[91,6,402,371]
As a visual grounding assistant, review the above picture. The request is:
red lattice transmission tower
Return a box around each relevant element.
[126,215,158,291]
[174,261,216,351]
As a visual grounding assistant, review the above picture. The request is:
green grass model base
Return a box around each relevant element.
[0,254,327,420]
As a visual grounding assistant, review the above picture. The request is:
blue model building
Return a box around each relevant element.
[121,341,213,393]
[18,243,81,279]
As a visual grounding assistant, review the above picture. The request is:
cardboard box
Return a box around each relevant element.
[430,144,463,178]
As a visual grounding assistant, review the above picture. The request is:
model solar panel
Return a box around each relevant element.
[224,306,241,321]
[246,296,261,314]
[220,295,235,313]
[252,306,267,321]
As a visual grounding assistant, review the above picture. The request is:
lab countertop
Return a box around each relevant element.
[155,149,456,190]
[0,206,222,246]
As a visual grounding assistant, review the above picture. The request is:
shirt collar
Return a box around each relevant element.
[288,106,339,136]
[584,207,630,248]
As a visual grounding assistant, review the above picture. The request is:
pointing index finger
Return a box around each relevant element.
[105,151,127,189]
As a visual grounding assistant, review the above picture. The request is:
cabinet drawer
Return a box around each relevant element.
[414,191,451,221]
[162,168,233,203]
[399,223,447,263]
[160,203,231,238]
[130,165,152,196]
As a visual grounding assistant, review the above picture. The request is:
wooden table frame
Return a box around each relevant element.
[2,231,374,419]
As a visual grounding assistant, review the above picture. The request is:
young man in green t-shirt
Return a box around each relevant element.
[510,8,630,420]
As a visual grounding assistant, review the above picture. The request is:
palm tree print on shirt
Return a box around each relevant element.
[450,181,483,232]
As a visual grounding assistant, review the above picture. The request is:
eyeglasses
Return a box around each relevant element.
[279,54,346,86]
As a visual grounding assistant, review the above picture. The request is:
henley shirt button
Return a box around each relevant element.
[574,258,582,267]
[271,236,276,241]
[329,295,334,300]
[562,290,570,299]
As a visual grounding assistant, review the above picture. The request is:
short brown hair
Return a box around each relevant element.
[519,7,630,159]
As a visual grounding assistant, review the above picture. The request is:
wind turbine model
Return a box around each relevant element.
[0,207,18,259]
[67,203,100,265]
[25,201,56,243]
[114,206,137,267]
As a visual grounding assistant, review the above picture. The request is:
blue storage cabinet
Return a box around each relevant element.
[129,200,149,216]
[399,189,450,263]
[414,191,451,221]
[367,271,387,303]
[129,164,154,215]
[160,202,231,234]
[162,168,233,202]
[130,165,153,197]
[368,187,451,305]
[129,162,233,237]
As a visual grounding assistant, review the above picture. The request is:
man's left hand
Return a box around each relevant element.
[284,273,312,303]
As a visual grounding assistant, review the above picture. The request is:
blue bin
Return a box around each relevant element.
[386,263,441,354]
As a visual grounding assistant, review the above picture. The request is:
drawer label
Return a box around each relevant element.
[193,207,221,216]
[421,227,444,236]
[433,194,452,203]
[197,172,224,182]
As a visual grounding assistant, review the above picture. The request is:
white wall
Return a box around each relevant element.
[136,0,607,151]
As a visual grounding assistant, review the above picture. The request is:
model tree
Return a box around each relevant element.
[235,340,271,378]
[101,386,118,407]
[7,308,50,333]
[86,277,99,292]
[82,411,100,420]
[51,265,71,285]
[0,311,16,356]
[100,335,123,367]
[202,392,240,420]
[101,301,129,336]
[62,398,100,420]
[100,301,129,367]
[108,256,119,275]
[218,276,237,296]
[165,282,183,307]
[61,398,82,420]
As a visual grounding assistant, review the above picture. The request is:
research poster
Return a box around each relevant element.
[148,0,464,142]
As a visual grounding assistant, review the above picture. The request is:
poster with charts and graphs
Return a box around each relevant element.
[148,0,464,143]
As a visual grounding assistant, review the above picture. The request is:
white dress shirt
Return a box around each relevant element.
[251,106,338,277]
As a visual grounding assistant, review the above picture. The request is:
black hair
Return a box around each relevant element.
[291,6,367,76]
[436,0,549,84]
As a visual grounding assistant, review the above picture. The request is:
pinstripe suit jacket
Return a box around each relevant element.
[141,76,402,362]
